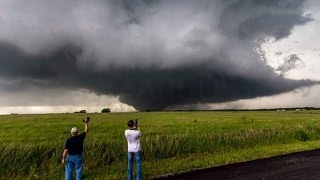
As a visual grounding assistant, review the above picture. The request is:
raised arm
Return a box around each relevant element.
[84,121,88,133]
[81,117,89,133]
[135,123,141,137]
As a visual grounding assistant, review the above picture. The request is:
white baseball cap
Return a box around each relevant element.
[71,127,78,135]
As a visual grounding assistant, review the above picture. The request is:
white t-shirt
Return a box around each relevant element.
[125,129,141,152]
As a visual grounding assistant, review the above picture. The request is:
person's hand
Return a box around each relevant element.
[62,158,65,165]
[84,117,90,123]
[134,123,139,130]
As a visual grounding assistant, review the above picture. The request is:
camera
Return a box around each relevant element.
[134,119,139,129]
[83,117,90,123]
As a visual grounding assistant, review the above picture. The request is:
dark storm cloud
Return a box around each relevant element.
[0,41,315,110]
[0,0,317,110]
[220,0,312,40]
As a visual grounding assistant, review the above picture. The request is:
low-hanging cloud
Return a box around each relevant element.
[0,0,317,110]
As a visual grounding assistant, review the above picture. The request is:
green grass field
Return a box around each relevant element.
[1,111,320,179]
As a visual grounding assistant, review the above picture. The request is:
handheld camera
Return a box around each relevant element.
[83,117,90,123]
[134,119,139,129]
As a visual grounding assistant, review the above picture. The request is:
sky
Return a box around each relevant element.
[0,0,319,114]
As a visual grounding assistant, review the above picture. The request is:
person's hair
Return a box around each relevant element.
[127,120,135,128]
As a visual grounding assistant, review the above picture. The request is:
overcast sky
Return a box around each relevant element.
[0,0,319,114]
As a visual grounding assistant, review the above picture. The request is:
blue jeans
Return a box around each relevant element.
[128,151,142,180]
[65,155,83,180]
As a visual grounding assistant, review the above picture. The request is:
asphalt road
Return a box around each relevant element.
[153,149,320,180]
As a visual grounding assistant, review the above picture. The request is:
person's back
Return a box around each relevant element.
[65,132,86,155]
[125,120,142,180]
[125,129,141,153]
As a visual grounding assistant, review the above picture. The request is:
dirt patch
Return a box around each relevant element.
[153,149,320,180]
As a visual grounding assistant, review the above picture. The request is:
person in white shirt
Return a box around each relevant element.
[125,119,142,180]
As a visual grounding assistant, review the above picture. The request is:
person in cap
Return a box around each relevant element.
[62,117,89,180]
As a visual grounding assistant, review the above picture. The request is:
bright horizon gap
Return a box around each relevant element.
[1,84,320,115]
[1,105,319,115]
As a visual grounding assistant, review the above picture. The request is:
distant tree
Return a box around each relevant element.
[101,108,111,113]
[79,110,86,113]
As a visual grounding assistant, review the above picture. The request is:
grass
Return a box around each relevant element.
[0,111,320,179]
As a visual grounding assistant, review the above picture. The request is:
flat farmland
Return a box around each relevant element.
[1,111,320,179]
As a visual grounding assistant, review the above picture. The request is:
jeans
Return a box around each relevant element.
[65,155,83,180]
[128,151,142,180]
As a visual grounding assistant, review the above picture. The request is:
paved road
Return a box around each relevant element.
[153,149,320,180]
